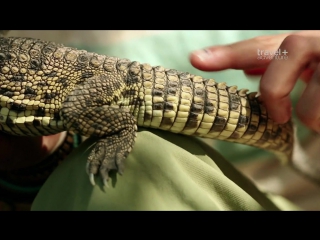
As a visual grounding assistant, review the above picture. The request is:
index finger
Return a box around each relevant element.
[189,33,291,71]
[259,35,320,124]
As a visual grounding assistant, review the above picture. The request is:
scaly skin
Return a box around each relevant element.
[0,37,295,186]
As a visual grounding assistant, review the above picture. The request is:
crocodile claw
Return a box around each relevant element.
[89,173,95,186]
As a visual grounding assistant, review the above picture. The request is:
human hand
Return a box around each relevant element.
[190,31,320,132]
[0,132,65,171]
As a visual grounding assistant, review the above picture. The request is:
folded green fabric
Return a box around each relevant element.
[31,129,300,210]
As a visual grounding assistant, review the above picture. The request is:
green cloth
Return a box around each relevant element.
[30,30,304,210]
[31,129,300,210]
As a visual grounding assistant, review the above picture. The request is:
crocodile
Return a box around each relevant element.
[0,35,317,186]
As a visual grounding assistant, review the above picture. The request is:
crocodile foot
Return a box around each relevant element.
[86,125,137,186]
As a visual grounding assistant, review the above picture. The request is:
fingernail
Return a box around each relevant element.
[191,49,213,62]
